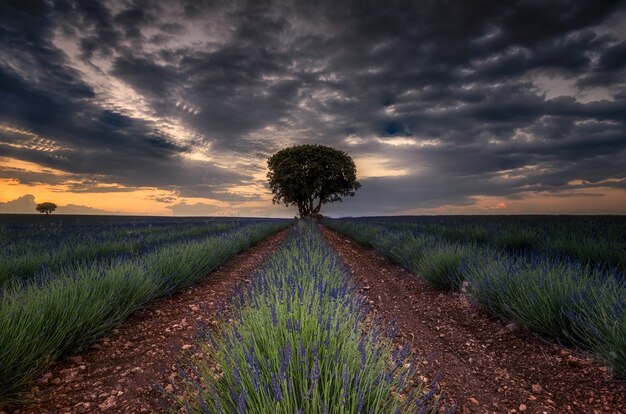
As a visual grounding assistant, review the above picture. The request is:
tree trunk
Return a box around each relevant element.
[313,199,322,214]
[297,202,309,217]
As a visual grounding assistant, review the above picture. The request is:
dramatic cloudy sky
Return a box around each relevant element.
[1,0,625,216]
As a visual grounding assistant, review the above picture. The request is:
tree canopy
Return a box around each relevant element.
[267,144,361,217]
[36,202,57,215]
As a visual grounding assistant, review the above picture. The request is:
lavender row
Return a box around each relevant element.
[177,221,452,413]
[0,216,281,287]
[0,220,287,402]
[322,216,626,273]
[324,218,626,378]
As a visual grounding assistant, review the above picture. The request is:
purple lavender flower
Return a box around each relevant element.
[209,384,223,414]
[236,392,246,413]
[271,373,283,401]
[306,354,320,399]
[270,304,278,326]
[358,337,367,366]
[342,364,349,404]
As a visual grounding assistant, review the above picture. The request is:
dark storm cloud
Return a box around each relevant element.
[578,40,626,87]
[150,195,178,204]
[0,0,246,198]
[65,181,137,193]
[0,166,68,187]
[1,0,625,212]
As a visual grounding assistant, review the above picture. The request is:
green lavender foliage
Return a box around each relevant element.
[417,244,476,291]
[324,216,626,272]
[0,220,288,402]
[0,216,251,287]
[462,251,626,375]
[179,222,448,413]
[324,217,626,378]
[325,221,468,291]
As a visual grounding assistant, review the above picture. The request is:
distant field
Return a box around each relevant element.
[325,215,626,272]
[2,214,624,411]
[0,214,284,287]
[0,214,289,401]
[324,215,626,377]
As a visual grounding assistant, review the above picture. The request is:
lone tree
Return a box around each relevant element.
[267,144,361,217]
[36,202,57,215]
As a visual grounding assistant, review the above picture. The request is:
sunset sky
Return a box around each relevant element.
[1,0,625,216]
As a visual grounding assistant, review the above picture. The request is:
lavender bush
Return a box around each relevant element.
[0,220,287,402]
[324,218,626,378]
[178,221,450,413]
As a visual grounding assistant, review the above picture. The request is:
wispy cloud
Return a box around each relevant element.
[0,0,625,215]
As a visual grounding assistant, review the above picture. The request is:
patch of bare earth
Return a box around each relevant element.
[1,229,288,414]
[321,226,626,414]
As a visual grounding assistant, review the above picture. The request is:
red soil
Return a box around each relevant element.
[320,226,626,414]
[4,225,625,414]
[1,229,288,414]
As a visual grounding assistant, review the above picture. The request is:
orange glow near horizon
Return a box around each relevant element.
[0,178,170,214]
[401,188,626,215]
[2,156,626,216]
[0,156,277,216]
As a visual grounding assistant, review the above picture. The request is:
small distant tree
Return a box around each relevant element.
[36,202,57,215]
[267,144,361,217]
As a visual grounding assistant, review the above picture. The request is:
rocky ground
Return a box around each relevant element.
[3,225,625,413]
[1,229,288,414]
[321,226,626,414]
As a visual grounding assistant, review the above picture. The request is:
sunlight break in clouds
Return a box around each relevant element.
[1,0,625,216]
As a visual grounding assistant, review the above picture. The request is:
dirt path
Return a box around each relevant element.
[321,226,626,414]
[2,229,288,414]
